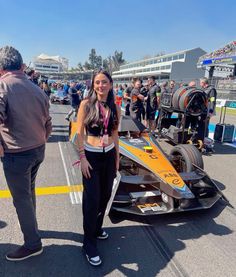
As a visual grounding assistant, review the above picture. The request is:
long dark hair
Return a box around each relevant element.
[84,70,118,130]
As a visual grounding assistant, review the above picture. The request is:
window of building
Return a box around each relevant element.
[160,75,169,79]
[179,54,185,59]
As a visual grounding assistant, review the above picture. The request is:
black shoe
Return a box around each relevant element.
[65,117,70,121]
[97,230,109,240]
[6,246,43,261]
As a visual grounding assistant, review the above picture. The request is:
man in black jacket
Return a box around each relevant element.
[200,77,217,137]
[130,79,145,122]
[146,76,161,132]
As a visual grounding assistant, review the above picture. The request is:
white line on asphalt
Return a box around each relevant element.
[58,141,77,204]
[71,166,82,203]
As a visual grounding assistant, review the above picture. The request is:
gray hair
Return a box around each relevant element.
[200,77,209,85]
[0,46,23,71]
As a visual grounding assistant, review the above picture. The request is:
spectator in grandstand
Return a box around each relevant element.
[146,76,161,132]
[130,78,145,121]
[76,69,120,266]
[199,41,236,61]
[65,81,81,121]
[200,77,217,137]
[0,46,52,261]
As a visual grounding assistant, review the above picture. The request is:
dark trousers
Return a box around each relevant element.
[1,145,45,250]
[82,148,116,256]
[131,109,142,122]
[197,114,208,140]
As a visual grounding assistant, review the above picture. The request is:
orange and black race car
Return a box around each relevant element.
[69,116,226,216]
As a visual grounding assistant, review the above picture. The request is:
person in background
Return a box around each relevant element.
[76,70,120,266]
[123,83,132,116]
[160,80,176,119]
[63,81,70,94]
[83,84,91,99]
[130,78,144,121]
[115,84,123,107]
[65,81,81,121]
[42,81,51,98]
[26,69,38,85]
[188,80,196,87]
[200,77,217,137]
[185,80,198,131]
[0,46,52,261]
[140,81,149,126]
[146,76,161,132]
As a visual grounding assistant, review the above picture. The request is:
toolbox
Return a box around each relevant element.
[213,106,235,143]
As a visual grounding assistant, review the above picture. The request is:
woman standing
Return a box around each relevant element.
[76,70,120,266]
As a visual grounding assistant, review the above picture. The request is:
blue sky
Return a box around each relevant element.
[0,0,235,68]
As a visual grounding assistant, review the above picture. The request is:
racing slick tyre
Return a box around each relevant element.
[169,144,204,172]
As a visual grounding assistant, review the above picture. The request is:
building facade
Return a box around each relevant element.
[112,48,206,84]
[33,54,69,74]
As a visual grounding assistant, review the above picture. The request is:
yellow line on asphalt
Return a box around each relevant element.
[0,184,83,198]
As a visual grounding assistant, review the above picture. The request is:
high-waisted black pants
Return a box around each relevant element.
[82,147,116,256]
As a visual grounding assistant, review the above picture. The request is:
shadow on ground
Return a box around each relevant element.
[213,142,236,155]
[0,202,232,277]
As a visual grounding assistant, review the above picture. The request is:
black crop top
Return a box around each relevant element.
[85,111,113,137]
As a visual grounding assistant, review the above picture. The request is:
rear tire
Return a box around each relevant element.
[169,144,204,172]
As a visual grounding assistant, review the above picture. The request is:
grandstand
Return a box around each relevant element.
[197,41,236,100]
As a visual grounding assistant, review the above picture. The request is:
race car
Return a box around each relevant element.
[69,116,225,216]
[50,90,70,105]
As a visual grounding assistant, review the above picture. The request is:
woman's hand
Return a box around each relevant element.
[80,157,93,178]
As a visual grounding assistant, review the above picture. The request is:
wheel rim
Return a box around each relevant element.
[171,153,187,172]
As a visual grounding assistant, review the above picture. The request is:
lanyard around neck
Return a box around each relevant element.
[99,103,110,134]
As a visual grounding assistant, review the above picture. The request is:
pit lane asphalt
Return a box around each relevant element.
[0,104,236,277]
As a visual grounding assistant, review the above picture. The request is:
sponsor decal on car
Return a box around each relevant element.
[137,203,162,213]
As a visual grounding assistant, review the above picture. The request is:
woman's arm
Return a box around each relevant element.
[77,100,93,178]
[112,105,121,171]
[76,100,86,149]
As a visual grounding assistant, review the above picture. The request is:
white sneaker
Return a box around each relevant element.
[97,230,109,240]
[86,254,102,266]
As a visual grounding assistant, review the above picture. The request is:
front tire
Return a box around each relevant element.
[169,144,204,172]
